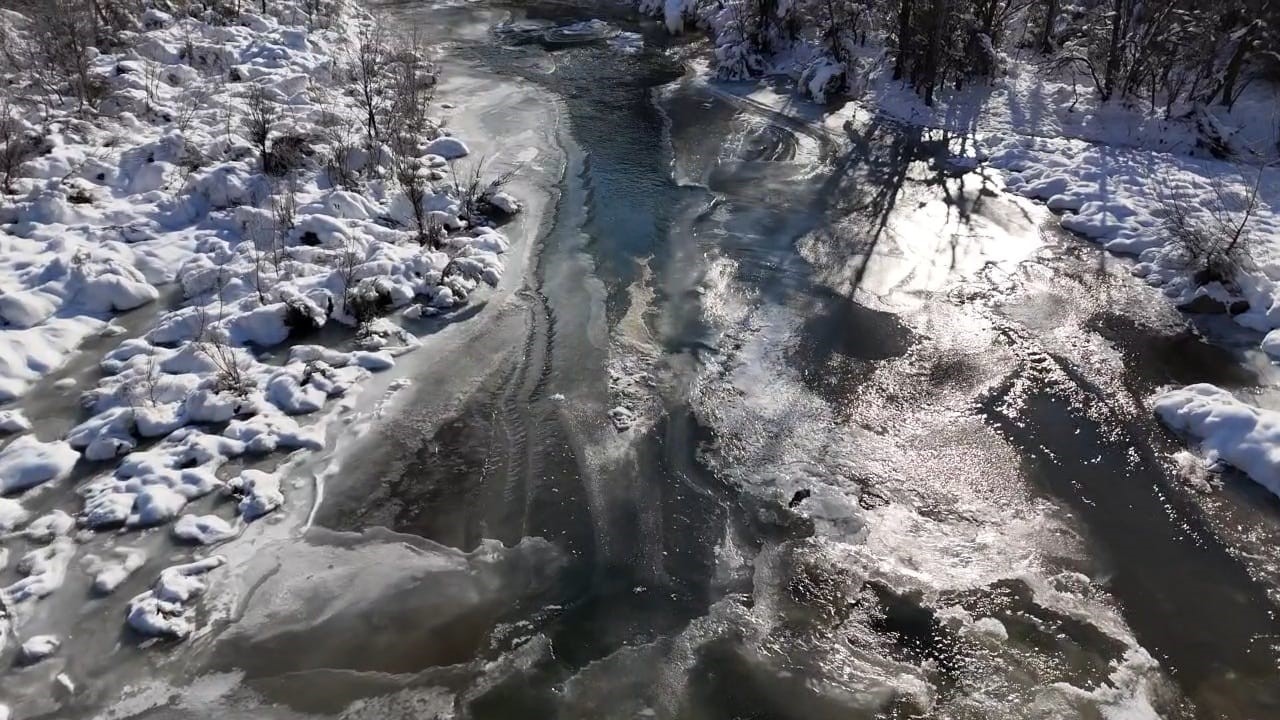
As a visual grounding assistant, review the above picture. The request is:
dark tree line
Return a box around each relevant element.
[713,0,1279,114]
[885,0,1279,109]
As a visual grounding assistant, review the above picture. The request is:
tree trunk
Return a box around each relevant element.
[1039,0,1059,52]
[893,0,913,81]
[1102,0,1125,101]
[1218,24,1254,108]
[87,0,98,45]
[922,0,946,105]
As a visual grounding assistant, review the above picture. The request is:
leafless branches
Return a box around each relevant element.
[1160,166,1264,284]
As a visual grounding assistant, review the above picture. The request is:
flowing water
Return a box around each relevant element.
[45,1,1280,718]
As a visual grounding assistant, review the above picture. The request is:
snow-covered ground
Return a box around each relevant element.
[0,0,522,702]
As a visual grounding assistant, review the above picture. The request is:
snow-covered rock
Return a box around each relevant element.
[424,136,470,160]
[0,437,79,493]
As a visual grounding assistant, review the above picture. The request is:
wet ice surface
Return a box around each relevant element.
[61,1,1280,719]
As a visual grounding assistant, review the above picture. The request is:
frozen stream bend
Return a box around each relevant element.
[51,0,1280,718]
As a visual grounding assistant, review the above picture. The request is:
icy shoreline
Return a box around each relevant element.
[0,0,526,703]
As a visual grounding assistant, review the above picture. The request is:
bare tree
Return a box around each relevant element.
[244,83,278,171]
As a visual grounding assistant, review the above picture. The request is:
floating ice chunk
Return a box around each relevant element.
[1263,329,1280,360]
[184,389,246,423]
[424,136,469,160]
[133,403,185,438]
[963,617,1009,644]
[223,303,291,347]
[0,436,79,493]
[19,635,59,664]
[608,406,636,431]
[126,556,226,638]
[173,514,237,545]
[229,469,283,520]
[0,410,31,434]
[67,406,136,453]
[466,228,510,254]
[0,288,60,329]
[288,344,352,367]
[0,497,28,531]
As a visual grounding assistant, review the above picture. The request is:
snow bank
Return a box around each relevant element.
[1154,384,1280,497]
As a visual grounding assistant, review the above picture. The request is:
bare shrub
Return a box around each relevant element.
[349,23,390,142]
[346,279,385,339]
[1161,167,1264,285]
[191,288,257,398]
[448,157,518,222]
[318,111,360,190]
[265,132,309,176]
[393,151,435,246]
[0,96,35,194]
[19,1,101,111]
[244,83,278,170]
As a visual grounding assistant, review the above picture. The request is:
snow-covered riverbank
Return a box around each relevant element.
[0,0,523,707]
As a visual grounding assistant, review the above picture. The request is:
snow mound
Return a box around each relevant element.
[0,437,79,493]
[172,514,237,545]
[424,136,469,160]
[0,497,28,532]
[18,635,59,664]
[126,556,226,638]
[1154,383,1280,497]
[229,469,284,520]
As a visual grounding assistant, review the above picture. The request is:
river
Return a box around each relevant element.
[57,0,1280,718]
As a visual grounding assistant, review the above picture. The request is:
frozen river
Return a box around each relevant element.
[36,1,1280,718]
